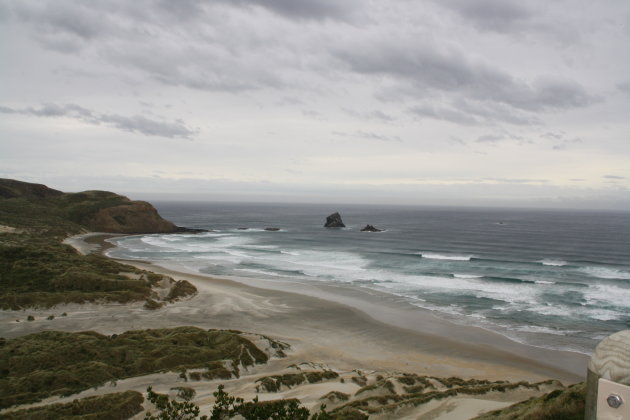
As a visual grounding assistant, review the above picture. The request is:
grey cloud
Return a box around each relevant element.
[98,114,196,139]
[302,109,325,120]
[541,131,565,140]
[454,99,541,126]
[617,81,630,95]
[603,175,626,180]
[332,130,401,142]
[220,0,360,21]
[542,131,582,150]
[408,99,539,126]
[9,1,113,48]
[0,103,197,139]
[449,136,466,145]
[438,0,533,32]
[355,130,401,142]
[435,0,581,44]
[335,40,597,115]
[408,103,477,125]
[342,108,396,122]
[476,130,525,143]
[476,134,505,143]
[368,110,395,122]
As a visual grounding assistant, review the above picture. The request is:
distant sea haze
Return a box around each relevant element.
[107,203,630,354]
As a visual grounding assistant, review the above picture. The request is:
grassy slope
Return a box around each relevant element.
[0,179,193,309]
[0,327,269,409]
[472,382,586,420]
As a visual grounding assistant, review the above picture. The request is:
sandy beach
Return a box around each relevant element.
[0,233,590,419]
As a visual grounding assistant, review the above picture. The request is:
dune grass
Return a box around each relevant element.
[0,327,269,409]
[2,391,144,420]
[472,382,586,420]
[255,371,340,392]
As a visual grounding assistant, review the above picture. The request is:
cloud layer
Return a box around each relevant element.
[0,0,628,207]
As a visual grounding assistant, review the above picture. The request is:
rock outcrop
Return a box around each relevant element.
[360,224,383,232]
[324,212,345,228]
[86,201,178,233]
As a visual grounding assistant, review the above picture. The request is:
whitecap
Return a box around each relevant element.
[235,268,286,277]
[453,274,482,279]
[540,259,567,267]
[583,284,630,308]
[513,325,578,336]
[280,250,300,256]
[578,266,630,280]
[420,252,472,261]
[586,309,623,321]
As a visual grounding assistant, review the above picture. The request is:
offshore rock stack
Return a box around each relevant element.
[324,212,345,228]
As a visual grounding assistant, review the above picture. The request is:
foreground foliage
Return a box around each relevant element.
[145,385,332,420]
[0,327,268,409]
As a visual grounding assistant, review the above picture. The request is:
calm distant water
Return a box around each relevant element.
[107,202,630,354]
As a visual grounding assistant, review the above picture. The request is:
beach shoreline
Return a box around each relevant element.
[0,231,592,418]
[99,233,589,381]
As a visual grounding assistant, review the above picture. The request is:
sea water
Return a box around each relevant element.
[107,202,630,354]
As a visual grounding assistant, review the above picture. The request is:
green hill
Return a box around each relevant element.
[0,178,178,235]
[0,178,195,309]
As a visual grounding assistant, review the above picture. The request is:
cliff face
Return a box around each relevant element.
[86,201,177,233]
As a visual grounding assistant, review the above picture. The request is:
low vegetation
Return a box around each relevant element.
[319,374,566,418]
[255,371,339,392]
[0,327,270,408]
[472,382,586,420]
[2,391,144,420]
[144,385,315,420]
[0,240,154,309]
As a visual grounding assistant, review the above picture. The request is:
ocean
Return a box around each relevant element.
[106,202,630,355]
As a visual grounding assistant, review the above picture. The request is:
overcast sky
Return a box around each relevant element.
[1,0,629,209]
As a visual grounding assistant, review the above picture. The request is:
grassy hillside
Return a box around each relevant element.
[0,179,177,235]
[0,178,195,309]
